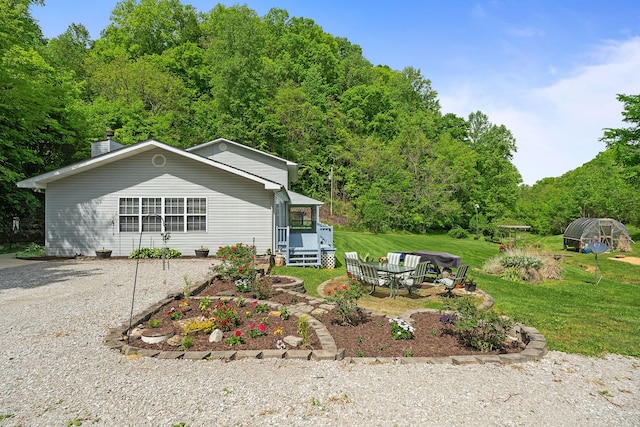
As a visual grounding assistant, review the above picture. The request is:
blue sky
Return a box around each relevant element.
[31,1,640,185]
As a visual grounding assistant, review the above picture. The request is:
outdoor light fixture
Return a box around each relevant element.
[474,204,480,240]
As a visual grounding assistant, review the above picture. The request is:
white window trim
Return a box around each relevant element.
[118,197,207,233]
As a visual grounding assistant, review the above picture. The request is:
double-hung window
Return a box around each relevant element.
[118,197,207,233]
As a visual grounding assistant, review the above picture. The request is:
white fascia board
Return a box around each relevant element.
[17,140,281,190]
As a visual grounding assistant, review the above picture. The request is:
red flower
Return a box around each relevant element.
[326,290,332,295]
[249,323,256,329]
[353,277,358,282]
[235,330,241,337]
[334,286,338,291]
[252,301,258,307]
[342,285,348,290]
[258,323,266,332]
[347,271,352,276]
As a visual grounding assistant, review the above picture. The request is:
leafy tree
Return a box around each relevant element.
[0,0,85,240]
[94,0,201,58]
[601,94,640,185]
[466,111,521,232]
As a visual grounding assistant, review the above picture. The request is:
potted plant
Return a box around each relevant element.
[95,248,112,259]
[194,246,209,258]
[464,277,477,292]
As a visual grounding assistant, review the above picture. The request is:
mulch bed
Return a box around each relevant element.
[130,276,524,358]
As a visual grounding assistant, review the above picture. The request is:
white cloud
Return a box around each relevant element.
[440,36,640,185]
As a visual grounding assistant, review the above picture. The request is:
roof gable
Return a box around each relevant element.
[17,139,281,191]
[187,138,298,184]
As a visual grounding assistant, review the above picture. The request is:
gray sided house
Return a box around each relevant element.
[17,137,335,267]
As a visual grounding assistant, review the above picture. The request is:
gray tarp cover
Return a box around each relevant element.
[409,250,462,268]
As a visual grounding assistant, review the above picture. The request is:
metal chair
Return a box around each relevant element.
[386,252,402,265]
[399,261,430,295]
[344,255,363,281]
[403,254,421,269]
[360,262,391,295]
[344,251,359,260]
[437,264,469,297]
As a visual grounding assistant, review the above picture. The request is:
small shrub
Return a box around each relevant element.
[179,336,193,350]
[448,226,469,239]
[324,283,364,326]
[129,247,181,258]
[254,277,273,300]
[209,301,240,331]
[441,296,514,352]
[198,296,212,312]
[297,316,310,347]
[16,243,45,258]
[211,243,256,282]
[226,330,243,346]
[389,318,414,340]
[183,318,216,335]
[279,305,290,320]
[254,302,269,314]
[247,322,267,338]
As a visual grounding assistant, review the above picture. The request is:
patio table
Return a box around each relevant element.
[362,262,415,297]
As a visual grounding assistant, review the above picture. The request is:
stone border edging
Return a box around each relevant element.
[104,276,547,364]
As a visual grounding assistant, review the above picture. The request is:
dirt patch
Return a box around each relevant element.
[608,256,640,266]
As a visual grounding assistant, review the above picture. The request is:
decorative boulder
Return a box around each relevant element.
[209,329,223,343]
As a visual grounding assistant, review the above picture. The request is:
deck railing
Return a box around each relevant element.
[275,221,334,266]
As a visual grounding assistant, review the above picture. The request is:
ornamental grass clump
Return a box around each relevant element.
[482,249,561,283]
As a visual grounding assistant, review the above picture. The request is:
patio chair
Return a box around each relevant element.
[386,252,402,265]
[399,261,431,295]
[344,251,359,260]
[344,255,363,281]
[360,262,391,295]
[436,264,469,297]
[403,254,421,269]
[401,254,422,280]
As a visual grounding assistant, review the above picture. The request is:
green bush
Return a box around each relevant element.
[128,247,182,258]
[441,296,514,352]
[210,243,256,281]
[447,226,469,239]
[15,243,45,258]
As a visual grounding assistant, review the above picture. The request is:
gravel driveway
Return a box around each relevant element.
[0,258,638,426]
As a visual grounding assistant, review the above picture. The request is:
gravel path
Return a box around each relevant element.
[0,258,638,426]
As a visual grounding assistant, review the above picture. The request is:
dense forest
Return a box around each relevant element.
[2,0,638,243]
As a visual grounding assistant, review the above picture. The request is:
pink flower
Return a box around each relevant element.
[258,323,266,332]
[249,323,256,329]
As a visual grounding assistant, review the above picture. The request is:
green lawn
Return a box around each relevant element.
[273,230,640,357]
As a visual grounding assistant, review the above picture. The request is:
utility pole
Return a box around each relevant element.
[329,167,333,217]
